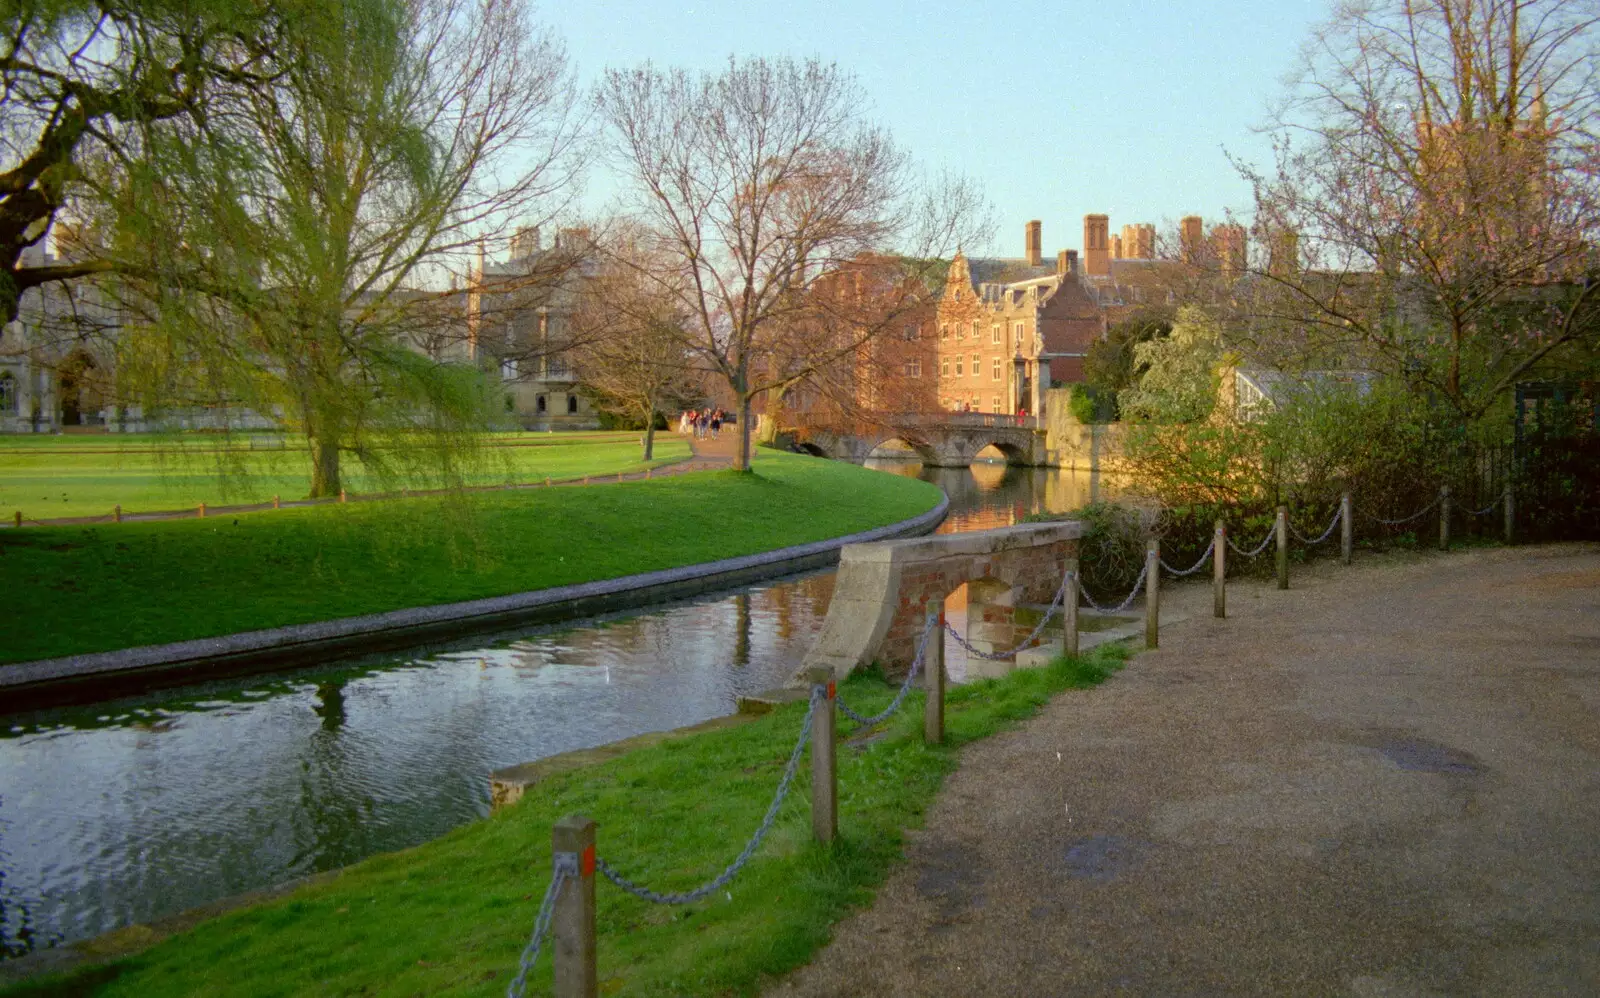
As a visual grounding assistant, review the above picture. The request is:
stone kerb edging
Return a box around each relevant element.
[796,520,1085,682]
[0,494,950,702]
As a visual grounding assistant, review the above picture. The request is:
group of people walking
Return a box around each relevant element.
[679,407,725,439]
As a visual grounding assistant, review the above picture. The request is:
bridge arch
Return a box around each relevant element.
[793,441,831,458]
[864,435,940,465]
[968,440,1031,466]
[797,520,1083,681]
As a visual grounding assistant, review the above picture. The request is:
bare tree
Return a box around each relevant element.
[567,234,701,459]
[595,56,987,471]
[100,0,583,495]
[1233,0,1600,423]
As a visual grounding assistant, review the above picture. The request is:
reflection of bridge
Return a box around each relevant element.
[780,412,1049,467]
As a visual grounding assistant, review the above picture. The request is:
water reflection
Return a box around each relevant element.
[0,461,1111,958]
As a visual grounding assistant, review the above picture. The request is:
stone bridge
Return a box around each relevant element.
[797,520,1083,681]
[781,412,1049,467]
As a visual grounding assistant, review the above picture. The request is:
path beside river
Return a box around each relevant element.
[770,543,1600,996]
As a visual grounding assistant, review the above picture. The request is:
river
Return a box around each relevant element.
[0,460,1114,959]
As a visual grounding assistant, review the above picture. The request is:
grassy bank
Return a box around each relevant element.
[0,432,690,519]
[3,644,1129,998]
[0,452,941,663]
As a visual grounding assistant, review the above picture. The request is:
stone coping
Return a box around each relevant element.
[0,494,950,703]
[839,519,1083,565]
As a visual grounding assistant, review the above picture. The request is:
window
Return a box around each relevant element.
[992,324,1001,345]
[940,324,949,340]
[992,358,1002,381]
[547,353,568,378]
[955,357,964,376]
[903,324,920,341]
[941,359,950,377]
[500,357,518,380]
[1013,322,1024,345]
[567,394,579,414]
[956,323,965,340]
[536,394,547,413]
[0,371,14,413]
[970,321,980,339]
[904,358,922,377]
[992,396,1002,411]
[969,353,979,377]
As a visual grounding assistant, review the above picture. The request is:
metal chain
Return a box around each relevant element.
[1364,496,1441,525]
[506,853,576,998]
[1079,560,1150,614]
[837,612,938,727]
[943,568,1073,661]
[595,686,819,905]
[1289,507,1342,546]
[1467,490,1509,516]
[1226,526,1276,558]
[1159,537,1216,577]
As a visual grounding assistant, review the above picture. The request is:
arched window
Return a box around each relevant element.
[0,371,15,414]
[567,394,578,414]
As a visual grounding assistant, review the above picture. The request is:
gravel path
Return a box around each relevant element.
[768,543,1600,996]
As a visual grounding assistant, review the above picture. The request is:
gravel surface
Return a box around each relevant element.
[768,543,1600,997]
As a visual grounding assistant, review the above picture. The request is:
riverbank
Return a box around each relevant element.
[0,452,942,667]
[0,643,1130,997]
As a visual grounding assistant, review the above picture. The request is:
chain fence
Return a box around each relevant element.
[1288,507,1343,546]
[507,853,576,998]
[837,613,938,726]
[1079,560,1150,614]
[594,685,820,906]
[1466,490,1509,516]
[1363,496,1441,526]
[1226,526,1276,559]
[1160,537,1216,577]
[942,569,1074,662]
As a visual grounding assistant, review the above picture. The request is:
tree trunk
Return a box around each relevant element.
[309,437,341,498]
[735,394,754,472]
[642,409,656,461]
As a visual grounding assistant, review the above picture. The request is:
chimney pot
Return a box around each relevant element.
[1025,220,1042,267]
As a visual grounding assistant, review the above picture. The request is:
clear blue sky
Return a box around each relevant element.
[548,0,1331,257]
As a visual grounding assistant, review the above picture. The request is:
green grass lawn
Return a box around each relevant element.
[0,431,691,519]
[1,644,1128,998]
[0,452,942,663]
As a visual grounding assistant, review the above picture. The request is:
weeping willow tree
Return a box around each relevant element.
[95,0,581,496]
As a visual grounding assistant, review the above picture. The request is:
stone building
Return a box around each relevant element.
[934,220,1103,415]
[468,225,603,430]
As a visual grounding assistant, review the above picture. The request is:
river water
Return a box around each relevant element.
[0,461,1114,959]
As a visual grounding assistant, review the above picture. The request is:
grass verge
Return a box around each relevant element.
[1,643,1129,997]
[0,452,941,663]
[0,432,691,518]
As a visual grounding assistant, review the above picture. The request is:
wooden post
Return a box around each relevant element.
[198,502,206,519]
[1438,486,1451,550]
[1063,559,1080,657]
[617,472,624,483]
[924,603,944,745]
[339,489,347,504]
[645,467,652,479]
[272,495,280,509]
[546,476,552,488]
[114,504,122,524]
[1144,540,1160,649]
[806,667,837,844]
[13,511,20,528]
[1275,506,1288,590]
[551,815,597,998]
[1213,520,1226,619]
[1340,493,1353,565]
[582,475,589,486]
[1504,484,1515,544]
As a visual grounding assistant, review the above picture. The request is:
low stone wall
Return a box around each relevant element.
[797,520,1084,681]
[1041,387,1131,473]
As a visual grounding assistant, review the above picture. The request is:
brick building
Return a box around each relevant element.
[934,220,1103,415]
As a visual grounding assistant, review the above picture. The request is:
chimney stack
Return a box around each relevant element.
[1110,234,1124,260]
[1180,215,1204,263]
[1025,220,1042,267]
[1083,214,1110,276]
[1056,250,1071,275]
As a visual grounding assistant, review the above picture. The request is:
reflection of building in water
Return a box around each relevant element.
[732,593,751,667]
[314,681,347,732]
